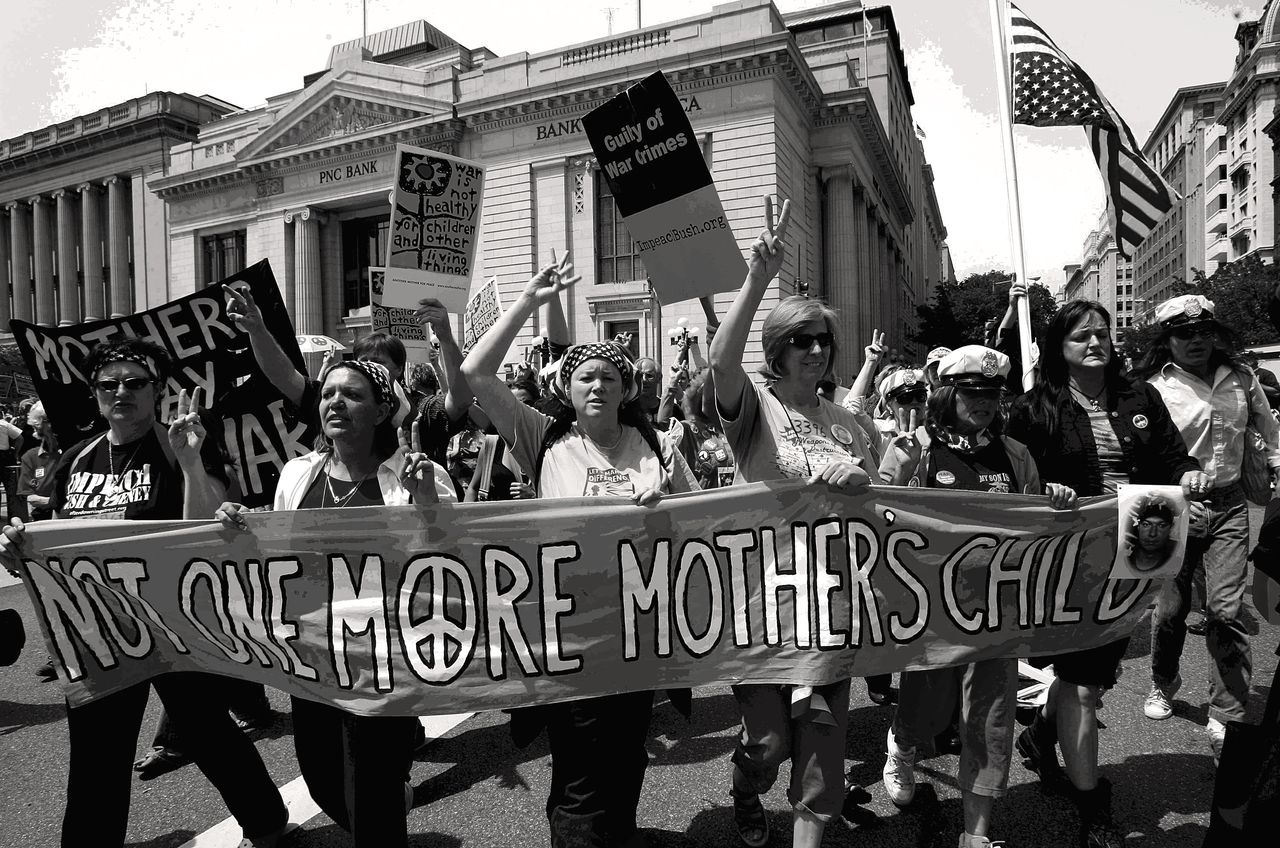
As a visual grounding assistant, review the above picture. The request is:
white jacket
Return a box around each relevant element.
[274,447,457,510]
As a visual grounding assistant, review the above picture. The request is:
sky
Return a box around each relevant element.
[0,0,1262,293]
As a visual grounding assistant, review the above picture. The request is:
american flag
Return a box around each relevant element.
[1008,2,1174,260]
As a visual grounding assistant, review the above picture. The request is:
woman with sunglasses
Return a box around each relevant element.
[1134,294,1280,763]
[0,338,288,848]
[879,345,1076,848]
[708,198,875,848]
[1006,300,1203,848]
[216,358,453,847]
[460,253,698,848]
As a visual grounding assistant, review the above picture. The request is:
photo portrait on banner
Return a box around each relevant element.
[1111,484,1189,580]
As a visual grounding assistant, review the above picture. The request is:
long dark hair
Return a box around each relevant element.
[1026,301,1125,439]
[1134,319,1249,380]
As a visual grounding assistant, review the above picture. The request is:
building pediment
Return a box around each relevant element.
[236,65,455,166]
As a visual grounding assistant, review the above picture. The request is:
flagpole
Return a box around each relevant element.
[987,0,1035,391]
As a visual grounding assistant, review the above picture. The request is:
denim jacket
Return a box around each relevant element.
[1006,377,1200,497]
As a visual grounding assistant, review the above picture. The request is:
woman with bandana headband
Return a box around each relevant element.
[708,198,876,848]
[461,252,698,848]
[216,357,454,848]
[0,337,289,848]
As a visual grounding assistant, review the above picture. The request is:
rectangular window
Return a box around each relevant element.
[201,231,247,285]
[596,175,644,284]
[340,216,390,313]
[604,319,640,360]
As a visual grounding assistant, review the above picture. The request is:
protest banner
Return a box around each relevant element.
[369,267,434,359]
[16,481,1155,716]
[14,374,35,396]
[462,277,502,351]
[384,145,484,313]
[9,260,315,508]
[582,71,744,305]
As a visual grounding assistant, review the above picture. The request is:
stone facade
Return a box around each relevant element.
[151,0,949,376]
[0,93,233,335]
[1063,209,1134,339]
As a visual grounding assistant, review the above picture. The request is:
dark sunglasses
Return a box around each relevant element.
[1171,324,1215,340]
[93,377,155,393]
[894,390,928,404]
[785,332,835,350]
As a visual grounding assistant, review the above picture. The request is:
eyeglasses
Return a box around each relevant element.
[894,390,928,405]
[1171,324,1215,341]
[93,377,155,393]
[785,332,835,350]
[1138,519,1171,531]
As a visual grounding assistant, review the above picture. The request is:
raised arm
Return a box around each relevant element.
[460,253,580,446]
[849,328,887,405]
[414,298,473,423]
[224,284,307,406]
[708,198,790,420]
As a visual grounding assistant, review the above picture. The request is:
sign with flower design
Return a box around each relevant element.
[369,267,433,358]
[383,145,485,312]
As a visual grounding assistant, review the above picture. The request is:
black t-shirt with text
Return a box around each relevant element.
[50,427,229,521]
[928,438,1019,494]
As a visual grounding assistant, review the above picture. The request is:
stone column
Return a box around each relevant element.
[30,196,55,326]
[0,209,9,331]
[54,189,80,325]
[105,176,132,317]
[79,182,105,320]
[6,202,32,323]
[820,165,859,381]
[286,207,325,333]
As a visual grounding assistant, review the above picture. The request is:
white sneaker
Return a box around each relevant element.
[1142,674,1181,720]
[1207,717,1226,766]
[958,834,1004,847]
[882,727,916,806]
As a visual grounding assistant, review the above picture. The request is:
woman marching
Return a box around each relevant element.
[216,358,454,847]
[1135,295,1280,762]
[459,254,698,847]
[708,198,876,848]
[0,338,288,848]
[1006,300,1203,848]
[880,345,1077,848]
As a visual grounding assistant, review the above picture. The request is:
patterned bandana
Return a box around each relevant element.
[556,342,635,396]
[324,359,400,418]
[936,427,992,454]
[92,349,161,383]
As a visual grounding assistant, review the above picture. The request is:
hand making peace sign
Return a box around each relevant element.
[398,409,439,504]
[522,248,581,306]
[167,387,207,463]
[748,196,791,281]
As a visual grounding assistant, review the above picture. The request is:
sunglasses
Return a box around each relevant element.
[93,377,155,393]
[786,332,835,350]
[1171,324,1215,340]
[894,390,928,404]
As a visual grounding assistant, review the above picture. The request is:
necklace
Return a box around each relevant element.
[581,426,624,452]
[108,440,144,491]
[322,455,377,508]
[1069,381,1106,412]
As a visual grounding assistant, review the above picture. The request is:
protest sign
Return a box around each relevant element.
[583,71,744,305]
[384,145,484,313]
[9,260,315,508]
[1111,484,1189,579]
[462,277,502,351]
[17,482,1154,716]
[14,374,35,396]
[369,268,433,359]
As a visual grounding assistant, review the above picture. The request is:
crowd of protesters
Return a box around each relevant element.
[1,195,1279,848]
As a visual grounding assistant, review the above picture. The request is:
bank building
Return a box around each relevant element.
[1,0,952,380]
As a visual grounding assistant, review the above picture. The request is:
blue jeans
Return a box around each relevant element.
[1150,484,1253,724]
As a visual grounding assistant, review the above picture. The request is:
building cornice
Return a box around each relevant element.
[1218,64,1280,124]
[151,119,465,199]
[815,91,915,227]
[0,114,200,177]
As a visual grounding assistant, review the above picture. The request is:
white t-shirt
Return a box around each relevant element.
[508,402,699,500]
[719,382,879,484]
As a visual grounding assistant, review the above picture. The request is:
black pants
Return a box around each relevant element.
[545,691,655,848]
[62,673,286,848]
[152,678,272,752]
[290,696,417,848]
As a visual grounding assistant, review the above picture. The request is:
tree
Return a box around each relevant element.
[914,270,1057,352]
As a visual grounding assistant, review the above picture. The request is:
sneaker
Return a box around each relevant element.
[958,834,1005,847]
[1207,718,1226,766]
[1142,675,1181,721]
[1186,610,1208,636]
[35,658,57,682]
[882,728,916,806]
[1016,709,1067,792]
